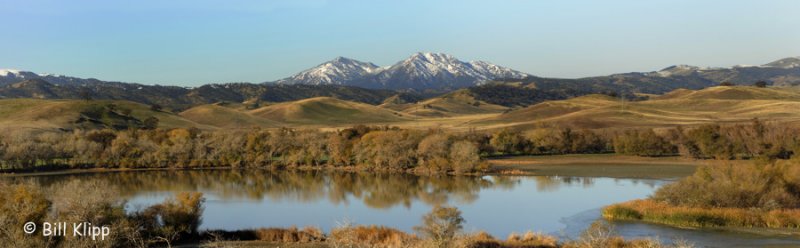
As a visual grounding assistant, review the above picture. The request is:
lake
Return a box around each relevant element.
[5,167,800,248]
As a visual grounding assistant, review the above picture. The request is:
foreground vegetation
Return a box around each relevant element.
[0,180,695,248]
[0,180,205,248]
[604,160,800,231]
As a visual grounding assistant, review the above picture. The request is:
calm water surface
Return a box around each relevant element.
[8,169,800,248]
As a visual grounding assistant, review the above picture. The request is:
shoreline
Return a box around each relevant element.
[604,199,800,237]
[488,154,701,179]
[488,154,702,166]
[2,154,704,179]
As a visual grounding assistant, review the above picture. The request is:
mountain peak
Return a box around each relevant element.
[0,69,39,78]
[275,52,530,90]
[277,57,380,85]
[405,52,460,64]
[331,56,358,63]
[763,57,800,69]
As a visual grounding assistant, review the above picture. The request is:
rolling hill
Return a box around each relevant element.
[380,89,508,117]
[475,86,800,130]
[179,104,281,129]
[248,97,409,126]
[0,78,401,111]
[0,99,211,134]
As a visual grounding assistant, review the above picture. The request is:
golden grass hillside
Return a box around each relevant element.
[0,99,211,133]
[475,86,800,130]
[180,103,281,128]
[380,89,508,117]
[249,97,408,126]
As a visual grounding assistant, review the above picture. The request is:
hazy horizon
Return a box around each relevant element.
[2,0,799,86]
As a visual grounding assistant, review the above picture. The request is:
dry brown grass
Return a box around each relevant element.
[248,97,408,126]
[391,89,509,118]
[604,199,800,229]
[179,104,280,128]
[476,86,800,130]
[0,98,213,133]
[254,226,326,243]
[329,224,416,247]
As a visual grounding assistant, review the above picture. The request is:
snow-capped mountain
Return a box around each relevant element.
[0,69,101,86]
[0,69,45,82]
[763,57,800,69]
[652,57,800,77]
[643,56,800,86]
[468,60,530,80]
[276,52,530,90]
[372,52,529,89]
[654,65,709,77]
[276,57,381,85]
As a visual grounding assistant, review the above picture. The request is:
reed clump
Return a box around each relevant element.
[604,160,800,230]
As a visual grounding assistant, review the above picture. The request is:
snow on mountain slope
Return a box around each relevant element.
[278,52,530,90]
[0,69,41,78]
[763,57,800,69]
[277,57,381,85]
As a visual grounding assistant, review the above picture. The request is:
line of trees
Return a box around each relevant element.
[483,118,799,161]
[613,119,799,160]
[1,119,797,172]
[0,126,487,173]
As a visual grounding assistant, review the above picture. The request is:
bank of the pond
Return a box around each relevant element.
[3,155,699,180]
[1,164,490,178]
[191,223,689,248]
[603,199,800,236]
[489,154,700,179]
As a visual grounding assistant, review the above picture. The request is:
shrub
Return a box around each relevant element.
[143,116,159,130]
[254,226,324,243]
[652,161,800,209]
[613,129,676,157]
[682,125,736,159]
[354,130,423,169]
[450,140,485,174]
[414,206,465,245]
[417,133,453,171]
[490,129,529,155]
[0,182,50,248]
[330,224,412,247]
[140,192,206,245]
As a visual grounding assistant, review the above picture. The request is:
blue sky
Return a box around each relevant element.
[1,0,799,86]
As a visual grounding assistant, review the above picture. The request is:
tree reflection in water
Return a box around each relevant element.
[3,170,652,209]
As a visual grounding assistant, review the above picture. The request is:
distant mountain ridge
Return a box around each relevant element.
[2,55,799,110]
[275,52,529,90]
[467,56,800,107]
[0,76,399,111]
